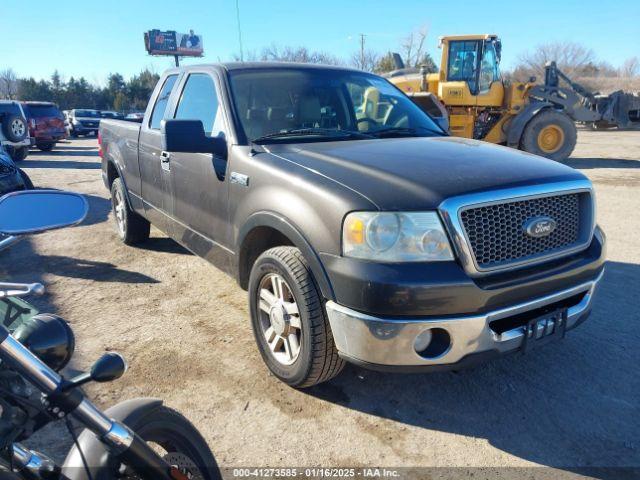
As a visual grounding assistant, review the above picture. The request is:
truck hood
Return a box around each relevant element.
[269,137,586,209]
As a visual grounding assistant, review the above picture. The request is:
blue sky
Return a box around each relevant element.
[1,0,638,84]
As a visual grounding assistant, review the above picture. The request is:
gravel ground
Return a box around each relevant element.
[2,130,639,478]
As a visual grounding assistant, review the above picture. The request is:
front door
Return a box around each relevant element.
[138,74,179,233]
[166,72,231,266]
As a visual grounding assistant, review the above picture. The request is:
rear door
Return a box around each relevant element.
[138,73,179,233]
[166,71,231,264]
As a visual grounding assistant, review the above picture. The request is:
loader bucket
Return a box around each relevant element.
[593,91,640,129]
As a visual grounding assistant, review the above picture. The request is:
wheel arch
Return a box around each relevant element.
[237,212,336,302]
[104,157,135,211]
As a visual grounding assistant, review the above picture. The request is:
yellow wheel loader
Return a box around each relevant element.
[386,34,640,161]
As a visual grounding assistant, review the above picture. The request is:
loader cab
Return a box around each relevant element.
[439,35,503,105]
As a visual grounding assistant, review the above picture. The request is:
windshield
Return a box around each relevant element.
[447,40,481,93]
[74,109,100,118]
[228,68,444,143]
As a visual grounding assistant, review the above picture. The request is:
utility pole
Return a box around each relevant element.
[359,33,366,70]
[236,0,244,61]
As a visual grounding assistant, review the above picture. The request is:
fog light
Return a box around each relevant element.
[414,328,451,359]
[414,329,433,353]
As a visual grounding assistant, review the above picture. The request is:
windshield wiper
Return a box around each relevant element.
[367,126,446,138]
[252,128,373,144]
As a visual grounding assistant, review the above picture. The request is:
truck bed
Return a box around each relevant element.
[99,118,142,197]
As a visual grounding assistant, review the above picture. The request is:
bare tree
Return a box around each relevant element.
[350,49,380,72]
[620,57,640,78]
[259,44,342,65]
[514,41,597,79]
[0,68,18,99]
[401,26,428,68]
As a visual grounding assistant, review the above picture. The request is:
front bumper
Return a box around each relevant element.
[325,265,604,371]
[1,138,31,148]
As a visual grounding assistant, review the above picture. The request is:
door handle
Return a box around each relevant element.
[160,151,171,171]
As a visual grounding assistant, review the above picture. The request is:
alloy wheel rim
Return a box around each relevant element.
[114,189,125,236]
[11,119,25,137]
[258,273,302,365]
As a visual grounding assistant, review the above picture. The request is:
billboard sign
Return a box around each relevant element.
[144,29,203,57]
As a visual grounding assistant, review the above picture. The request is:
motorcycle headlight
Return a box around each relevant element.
[343,211,454,262]
[13,314,75,372]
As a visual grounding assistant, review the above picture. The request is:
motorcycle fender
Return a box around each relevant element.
[61,397,163,480]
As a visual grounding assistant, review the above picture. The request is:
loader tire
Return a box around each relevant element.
[521,109,577,161]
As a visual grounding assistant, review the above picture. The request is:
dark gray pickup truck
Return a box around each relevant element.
[100,63,606,387]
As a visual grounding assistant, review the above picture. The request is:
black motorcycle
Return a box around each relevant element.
[0,190,220,480]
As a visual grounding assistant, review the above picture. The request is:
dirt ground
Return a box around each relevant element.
[2,130,639,478]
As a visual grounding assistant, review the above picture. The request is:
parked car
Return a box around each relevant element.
[100,110,124,119]
[21,101,67,151]
[0,144,33,193]
[67,108,101,137]
[125,111,145,122]
[0,100,31,161]
[99,63,606,388]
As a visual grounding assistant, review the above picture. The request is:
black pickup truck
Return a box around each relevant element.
[99,63,606,387]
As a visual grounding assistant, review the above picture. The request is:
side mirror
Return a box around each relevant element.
[161,119,227,158]
[0,190,88,235]
[90,352,128,383]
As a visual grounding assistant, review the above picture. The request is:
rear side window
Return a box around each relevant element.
[174,73,223,137]
[149,75,178,130]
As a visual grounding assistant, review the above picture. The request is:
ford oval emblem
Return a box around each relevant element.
[524,217,557,238]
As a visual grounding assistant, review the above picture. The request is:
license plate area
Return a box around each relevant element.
[521,308,567,353]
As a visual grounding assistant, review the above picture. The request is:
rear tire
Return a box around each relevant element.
[110,177,150,245]
[249,246,345,388]
[36,142,54,151]
[520,109,577,161]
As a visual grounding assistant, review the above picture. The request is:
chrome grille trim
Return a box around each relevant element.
[438,179,596,277]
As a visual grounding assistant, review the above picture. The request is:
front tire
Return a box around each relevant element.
[126,405,220,479]
[520,109,577,161]
[18,169,34,189]
[8,146,28,162]
[249,246,344,388]
[110,177,150,245]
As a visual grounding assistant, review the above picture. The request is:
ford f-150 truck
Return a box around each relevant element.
[99,63,606,388]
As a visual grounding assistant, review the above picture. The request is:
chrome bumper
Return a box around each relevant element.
[325,270,603,368]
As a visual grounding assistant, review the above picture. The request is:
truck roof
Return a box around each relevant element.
[163,62,365,75]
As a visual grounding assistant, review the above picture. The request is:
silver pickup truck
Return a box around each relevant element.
[100,63,606,388]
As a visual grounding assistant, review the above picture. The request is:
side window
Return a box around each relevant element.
[149,75,178,130]
[479,44,499,94]
[174,73,224,137]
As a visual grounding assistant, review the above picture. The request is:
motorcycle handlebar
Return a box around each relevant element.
[0,281,45,298]
[0,325,175,480]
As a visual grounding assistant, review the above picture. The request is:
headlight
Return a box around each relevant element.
[343,211,454,262]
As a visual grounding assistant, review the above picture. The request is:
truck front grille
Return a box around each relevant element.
[459,192,587,270]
